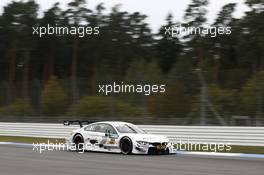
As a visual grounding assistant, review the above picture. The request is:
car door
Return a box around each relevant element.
[83,123,118,150]
[83,123,105,149]
[100,124,119,149]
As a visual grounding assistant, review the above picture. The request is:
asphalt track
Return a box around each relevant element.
[0,145,263,175]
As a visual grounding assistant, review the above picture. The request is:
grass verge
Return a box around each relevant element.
[0,136,65,144]
[0,136,263,154]
[174,143,264,154]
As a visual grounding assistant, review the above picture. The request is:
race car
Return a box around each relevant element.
[63,120,176,155]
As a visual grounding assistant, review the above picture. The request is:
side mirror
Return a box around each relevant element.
[63,121,70,126]
[105,130,110,137]
[105,130,118,138]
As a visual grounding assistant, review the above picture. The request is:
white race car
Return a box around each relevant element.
[64,120,176,155]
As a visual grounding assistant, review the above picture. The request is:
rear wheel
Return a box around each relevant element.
[120,137,133,155]
[73,134,84,151]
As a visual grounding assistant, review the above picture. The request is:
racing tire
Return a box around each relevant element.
[120,137,133,155]
[73,134,84,152]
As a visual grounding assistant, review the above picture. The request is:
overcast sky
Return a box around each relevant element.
[0,0,249,32]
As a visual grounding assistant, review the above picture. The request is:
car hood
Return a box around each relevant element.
[123,133,169,143]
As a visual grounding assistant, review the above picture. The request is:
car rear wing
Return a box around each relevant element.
[63,120,97,128]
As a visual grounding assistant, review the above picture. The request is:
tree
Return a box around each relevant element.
[148,82,191,118]
[125,60,163,106]
[183,0,209,65]
[0,0,263,125]
[240,71,264,124]
[38,3,63,81]
[0,98,35,118]
[41,76,68,116]
[208,84,239,118]
[184,0,208,27]
[0,98,34,117]
[67,96,144,118]
[238,0,264,72]
[245,0,264,12]
[95,5,154,80]
[213,3,238,68]
[156,13,182,73]
[168,58,198,94]
[63,0,92,103]
[125,60,163,83]
[0,0,39,102]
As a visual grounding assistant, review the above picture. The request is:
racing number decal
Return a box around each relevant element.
[107,138,116,144]
[157,144,166,150]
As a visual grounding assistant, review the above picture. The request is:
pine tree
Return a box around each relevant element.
[64,0,92,103]
[156,13,182,73]
[183,0,209,64]
[41,76,68,116]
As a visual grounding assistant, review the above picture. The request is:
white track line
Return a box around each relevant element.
[176,151,264,159]
[0,142,264,159]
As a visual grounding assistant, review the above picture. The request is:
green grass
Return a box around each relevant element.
[174,143,264,154]
[0,136,263,154]
[225,145,264,154]
[0,136,65,144]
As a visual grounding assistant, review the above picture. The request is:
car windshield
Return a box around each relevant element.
[115,124,146,134]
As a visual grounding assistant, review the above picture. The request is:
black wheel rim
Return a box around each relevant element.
[121,138,131,154]
[74,136,84,150]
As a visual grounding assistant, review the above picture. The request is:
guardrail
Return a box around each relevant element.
[0,122,264,146]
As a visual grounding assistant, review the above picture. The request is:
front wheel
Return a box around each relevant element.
[119,137,133,155]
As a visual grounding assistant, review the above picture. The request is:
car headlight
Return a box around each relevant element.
[136,141,149,146]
